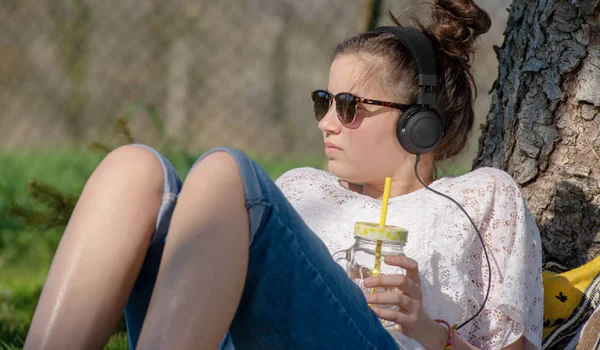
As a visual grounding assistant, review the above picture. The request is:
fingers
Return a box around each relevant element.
[363,256,425,333]
[369,305,412,325]
[384,255,420,285]
[364,274,421,299]
[364,291,416,313]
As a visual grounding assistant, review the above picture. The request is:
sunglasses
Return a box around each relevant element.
[311,89,411,125]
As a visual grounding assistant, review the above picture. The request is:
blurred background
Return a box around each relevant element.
[1,0,510,166]
[0,0,512,348]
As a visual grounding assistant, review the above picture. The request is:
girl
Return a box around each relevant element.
[25,0,542,349]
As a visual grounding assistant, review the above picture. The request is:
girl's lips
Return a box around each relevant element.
[324,141,341,149]
[325,146,340,156]
[324,141,341,156]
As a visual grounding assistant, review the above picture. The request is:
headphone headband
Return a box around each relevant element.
[370,26,439,105]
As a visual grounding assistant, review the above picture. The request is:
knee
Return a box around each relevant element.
[94,144,165,196]
[185,151,242,187]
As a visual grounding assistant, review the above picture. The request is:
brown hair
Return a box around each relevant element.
[334,0,491,162]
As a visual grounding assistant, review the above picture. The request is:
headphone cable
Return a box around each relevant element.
[414,154,491,330]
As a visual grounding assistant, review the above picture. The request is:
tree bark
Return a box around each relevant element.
[474,0,600,268]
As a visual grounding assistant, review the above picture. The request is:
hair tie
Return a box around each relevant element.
[435,319,458,350]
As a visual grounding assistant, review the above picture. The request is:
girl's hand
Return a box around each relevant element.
[363,255,448,349]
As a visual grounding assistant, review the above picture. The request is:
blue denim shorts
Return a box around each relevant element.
[123,144,400,350]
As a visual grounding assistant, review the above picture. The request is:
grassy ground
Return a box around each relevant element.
[0,146,466,349]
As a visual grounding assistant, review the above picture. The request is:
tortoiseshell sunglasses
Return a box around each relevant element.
[311,89,411,125]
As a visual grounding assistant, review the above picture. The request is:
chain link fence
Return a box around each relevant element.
[0,0,511,164]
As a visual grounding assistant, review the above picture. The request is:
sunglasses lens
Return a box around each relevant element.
[312,90,331,121]
[336,93,357,125]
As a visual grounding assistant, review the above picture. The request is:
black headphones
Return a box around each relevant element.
[370,26,445,155]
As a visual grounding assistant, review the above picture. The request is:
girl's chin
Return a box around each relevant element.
[327,161,359,182]
[327,160,340,174]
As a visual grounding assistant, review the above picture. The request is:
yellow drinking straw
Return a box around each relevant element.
[370,177,392,294]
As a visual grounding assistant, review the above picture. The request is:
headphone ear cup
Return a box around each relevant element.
[396,107,444,155]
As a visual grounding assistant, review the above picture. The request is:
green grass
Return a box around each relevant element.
[104,333,129,350]
[0,145,324,349]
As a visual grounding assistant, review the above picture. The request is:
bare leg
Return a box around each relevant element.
[136,152,249,349]
[25,145,165,350]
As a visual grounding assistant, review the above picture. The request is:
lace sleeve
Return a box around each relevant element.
[462,169,543,349]
[274,167,327,204]
[275,167,309,202]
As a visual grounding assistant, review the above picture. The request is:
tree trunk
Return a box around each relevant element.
[359,0,383,32]
[474,0,600,268]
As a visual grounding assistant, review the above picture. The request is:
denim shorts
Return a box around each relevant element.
[123,144,400,350]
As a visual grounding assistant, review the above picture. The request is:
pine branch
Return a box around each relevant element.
[28,181,77,211]
[90,142,113,155]
[10,181,78,229]
[117,117,135,144]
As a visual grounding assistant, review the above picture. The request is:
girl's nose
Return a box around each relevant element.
[318,102,342,135]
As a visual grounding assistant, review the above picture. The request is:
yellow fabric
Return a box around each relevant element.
[542,255,600,340]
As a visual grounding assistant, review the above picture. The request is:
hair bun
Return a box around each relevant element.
[427,0,491,63]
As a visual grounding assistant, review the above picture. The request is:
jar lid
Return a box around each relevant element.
[354,222,408,243]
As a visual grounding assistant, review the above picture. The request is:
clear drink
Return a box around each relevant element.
[333,222,408,328]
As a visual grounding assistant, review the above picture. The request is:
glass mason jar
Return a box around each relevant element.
[333,222,408,328]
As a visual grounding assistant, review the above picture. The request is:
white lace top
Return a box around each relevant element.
[275,167,543,350]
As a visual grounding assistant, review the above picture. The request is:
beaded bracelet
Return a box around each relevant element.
[434,319,458,350]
